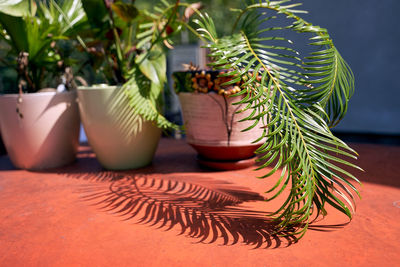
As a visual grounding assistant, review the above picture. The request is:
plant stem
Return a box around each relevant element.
[103,0,124,79]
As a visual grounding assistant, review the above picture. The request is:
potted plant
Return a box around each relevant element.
[173,69,265,170]
[0,0,85,170]
[75,0,197,170]
[173,0,362,237]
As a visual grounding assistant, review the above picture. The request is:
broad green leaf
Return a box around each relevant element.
[81,0,107,28]
[0,0,36,17]
[0,12,27,52]
[138,49,166,88]
[111,2,138,23]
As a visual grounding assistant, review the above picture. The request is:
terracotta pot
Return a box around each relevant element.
[77,85,161,170]
[0,91,80,170]
[178,92,264,167]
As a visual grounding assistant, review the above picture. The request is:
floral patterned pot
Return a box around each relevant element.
[174,70,264,170]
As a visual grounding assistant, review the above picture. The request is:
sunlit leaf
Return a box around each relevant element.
[193,0,360,238]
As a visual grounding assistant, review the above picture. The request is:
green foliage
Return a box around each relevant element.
[111,1,138,22]
[172,72,196,93]
[124,66,177,130]
[193,0,360,237]
[79,0,196,130]
[136,0,244,38]
[0,0,361,238]
[0,0,86,93]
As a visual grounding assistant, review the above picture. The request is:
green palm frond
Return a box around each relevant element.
[302,46,354,127]
[124,66,178,131]
[194,0,360,237]
[230,0,355,127]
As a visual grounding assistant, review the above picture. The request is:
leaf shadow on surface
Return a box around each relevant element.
[61,170,298,249]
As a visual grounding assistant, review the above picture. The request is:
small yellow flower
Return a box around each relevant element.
[192,71,213,93]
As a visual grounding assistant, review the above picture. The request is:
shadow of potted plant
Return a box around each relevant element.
[0,0,85,170]
[172,1,362,237]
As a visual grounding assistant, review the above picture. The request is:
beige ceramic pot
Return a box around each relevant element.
[0,91,80,170]
[77,85,161,170]
[178,92,264,162]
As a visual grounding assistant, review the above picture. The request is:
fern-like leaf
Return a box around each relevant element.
[194,0,361,237]
[124,67,178,130]
[124,0,183,130]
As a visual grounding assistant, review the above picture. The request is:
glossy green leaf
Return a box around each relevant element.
[0,0,36,17]
[0,12,28,51]
[138,49,166,88]
[81,0,107,28]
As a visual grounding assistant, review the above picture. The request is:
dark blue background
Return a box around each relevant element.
[297,0,399,134]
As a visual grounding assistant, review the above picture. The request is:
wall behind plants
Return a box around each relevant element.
[279,0,400,135]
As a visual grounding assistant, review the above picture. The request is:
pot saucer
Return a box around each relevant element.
[197,155,256,170]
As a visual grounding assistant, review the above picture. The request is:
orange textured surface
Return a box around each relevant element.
[0,138,399,267]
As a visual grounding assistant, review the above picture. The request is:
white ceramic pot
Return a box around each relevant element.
[77,85,161,170]
[0,91,80,170]
[178,92,264,161]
